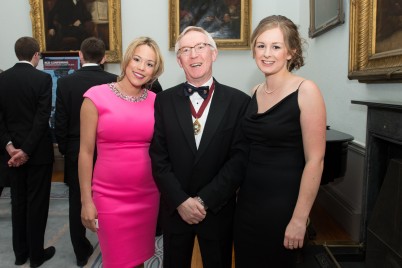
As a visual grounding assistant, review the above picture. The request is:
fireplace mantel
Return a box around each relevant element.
[352,100,402,267]
[352,100,402,146]
[351,100,402,111]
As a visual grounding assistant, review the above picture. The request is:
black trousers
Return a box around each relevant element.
[163,230,233,268]
[65,156,92,260]
[10,163,53,263]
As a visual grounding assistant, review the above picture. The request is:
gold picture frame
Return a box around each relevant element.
[349,0,402,83]
[169,0,251,50]
[309,0,344,38]
[29,0,122,62]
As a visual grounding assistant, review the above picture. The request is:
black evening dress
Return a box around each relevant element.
[234,88,304,268]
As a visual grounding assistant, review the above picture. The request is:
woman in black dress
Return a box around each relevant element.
[234,15,326,267]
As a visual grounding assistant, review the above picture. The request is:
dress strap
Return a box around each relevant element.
[251,83,263,96]
[297,80,306,90]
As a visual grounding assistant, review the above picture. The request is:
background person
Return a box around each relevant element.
[149,26,250,268]
[0,36,55,267]
[54,37,117,266]
[146,78,164,238]
[233,15,326,267]
[78,36,164,268]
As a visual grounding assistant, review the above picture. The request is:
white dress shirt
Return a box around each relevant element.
[188,77,214,149]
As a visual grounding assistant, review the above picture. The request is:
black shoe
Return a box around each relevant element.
[30,246,56,268]
[15,256,28,265]
[76,245,94,266]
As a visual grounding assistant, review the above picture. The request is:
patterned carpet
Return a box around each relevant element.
[1,184,362,267]
[0,182,69,199]
[0,183,164,268]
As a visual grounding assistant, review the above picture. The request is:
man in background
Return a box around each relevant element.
[54,37,117,266]
[0,36,55,267]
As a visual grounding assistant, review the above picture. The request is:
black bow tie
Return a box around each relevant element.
[183,82,209,99]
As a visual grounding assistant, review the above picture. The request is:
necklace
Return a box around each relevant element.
[110,82,147,102]
[263,83,279,94]
[189,82,215,135]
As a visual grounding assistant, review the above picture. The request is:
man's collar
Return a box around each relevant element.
[82,63,99,67]
[18,60,33,67]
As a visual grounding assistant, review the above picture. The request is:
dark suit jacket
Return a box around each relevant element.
[0,63,54,173]
[54,65,117,159]
[149,79,162,94]
[150,79,250,238]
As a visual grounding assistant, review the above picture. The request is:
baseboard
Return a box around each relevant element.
[317,187,361,242]
[316,142,366,242]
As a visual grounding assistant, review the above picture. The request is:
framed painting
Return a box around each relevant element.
[169,0,251,50]
[29,0,122,62]
[349,0,402,83]
[309,0,344,38]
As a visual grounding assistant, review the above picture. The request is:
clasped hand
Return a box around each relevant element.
[177,197,207,225]
[7,147,29,167]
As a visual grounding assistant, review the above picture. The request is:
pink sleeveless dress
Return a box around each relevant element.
[84,83,159,268]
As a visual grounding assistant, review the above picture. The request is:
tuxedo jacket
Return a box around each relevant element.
[150,79,250,238]
[54,65,117,159]
[0,63,54,170]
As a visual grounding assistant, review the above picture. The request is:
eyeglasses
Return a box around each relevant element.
[37,52,43,59]
[178,43,212,56]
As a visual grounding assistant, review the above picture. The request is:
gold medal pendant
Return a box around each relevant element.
[193,118,202,135]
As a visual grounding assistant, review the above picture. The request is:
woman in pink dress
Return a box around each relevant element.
[78,36,164,268]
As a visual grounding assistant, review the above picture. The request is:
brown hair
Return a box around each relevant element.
[14,37,40,61]
[80,37,106,64]
[251,15,305,71]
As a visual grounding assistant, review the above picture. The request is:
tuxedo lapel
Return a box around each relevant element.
[173,88,197,155]
[194,82,229,164]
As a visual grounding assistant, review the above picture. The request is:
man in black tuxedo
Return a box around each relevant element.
[54,37,117,266]
[149,26,250,268]
[0,37,55,267]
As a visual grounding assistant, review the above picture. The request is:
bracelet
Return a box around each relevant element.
[196,196,208,210]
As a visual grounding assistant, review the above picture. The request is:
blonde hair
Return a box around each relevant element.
[251,15,305,71]
[119,37,164,87]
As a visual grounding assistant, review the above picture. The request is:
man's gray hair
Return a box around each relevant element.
[174,26,217,55]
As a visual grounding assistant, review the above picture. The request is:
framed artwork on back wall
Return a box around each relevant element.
[169,0,252,50]
[348,0,402,83]
[308,0,344,38]
[29,0,122,62]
